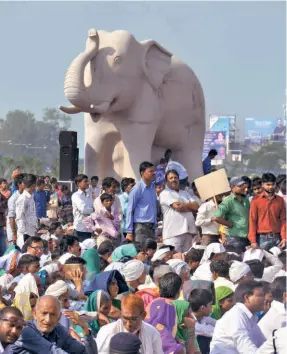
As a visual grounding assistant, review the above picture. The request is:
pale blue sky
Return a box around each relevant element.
[0,1,285,157]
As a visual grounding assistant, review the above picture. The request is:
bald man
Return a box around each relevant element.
[11,295,98,354]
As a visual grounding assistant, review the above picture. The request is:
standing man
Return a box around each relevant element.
[248,173,286,250]
[34,179,50,220]
[89,176,100,200]
[0,192,8,256]
[213,177,250,253]
[155,158,168,186]
[160,170,198,252]
[72,174,94,242]
[7,174,25,246]
[15,174,38,248]
[126,162,157,242]
[0,179,11,199]
[202,149,218,175]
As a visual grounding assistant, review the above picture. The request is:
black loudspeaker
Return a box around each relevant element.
[59,147,79,181]
[59,131,77,149]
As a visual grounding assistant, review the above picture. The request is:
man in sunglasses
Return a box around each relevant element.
[0,306,25,353]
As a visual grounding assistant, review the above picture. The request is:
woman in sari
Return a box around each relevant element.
[82,248,100,281]
[211,286,235,320]
[84,270,128,319]
[145,298,184,354]
[75,290,112,337]
[13,292,38,320]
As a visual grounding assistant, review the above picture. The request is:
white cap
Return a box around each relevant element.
[229,261,251,283]
[243,248,264,262]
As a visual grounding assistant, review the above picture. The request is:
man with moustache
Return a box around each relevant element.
[213,177,250,253]
[160,170,198,252]
[248,173,286,250]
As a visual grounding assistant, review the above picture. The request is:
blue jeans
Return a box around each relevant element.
[225,236,249,253]
[0,226,7,256]
[257,234,281,251]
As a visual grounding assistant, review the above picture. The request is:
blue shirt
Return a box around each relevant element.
[203,156,211,175]
[155,165,166,185]
[34,190,50,218]
[119,192,129,233]
[126,179,157,233]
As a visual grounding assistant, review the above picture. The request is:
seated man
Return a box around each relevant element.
[11,295,98,354]
[96,294,163,354]
[0,306,25,354]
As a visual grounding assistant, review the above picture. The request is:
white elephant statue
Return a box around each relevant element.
[59,29,205,181]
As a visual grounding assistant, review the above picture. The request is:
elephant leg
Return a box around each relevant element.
[178,122,205,182]
[118,121,157,180]
[84,114,120,180]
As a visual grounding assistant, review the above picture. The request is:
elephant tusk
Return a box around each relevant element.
[58,105,82,114]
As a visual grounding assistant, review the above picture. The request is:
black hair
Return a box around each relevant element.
[59,235,79,254]
[65,257,87,265]
[235,280,263,303]
[164,149,172,159]
[22,236,43,253]
[50,177,58,184]
[165,169,179,181]
[23,174,37,188]
[139,161,154,175]
[98,240,114,256]
[91,176,99,181]
[185,249,203,264]
[245,260,264,279]
[42,239,48,252]
[276,174,286,186]
[51,251,61,261]
[133,242,143,254]
[100,257,109,272]
[119,256,134,263]
[18,254,40,269]
[74,174,88,186]
[252,178,262,188]
[208,149,217,156]
[49,222,62,234]
[149,260,167,280]
[121,178,135,192]
[142,239,157,251]
[270,276,286,302]
[278,252,286,266]
[100,193,113,203]
[159,272,182,299]
[61,185,70,192]
[36,179,45,187]
[0,178,7,184]
[188,289,213,312]
[210,260,230,277]
[262,173,276,183]
[14,173,26,189]
[0,306,23,319]
[102,177,118,191]
[279,179,286,195]
[225,252,241,262]
[241,176,252,188]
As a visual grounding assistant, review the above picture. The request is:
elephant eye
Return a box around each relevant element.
[114,56,121,64]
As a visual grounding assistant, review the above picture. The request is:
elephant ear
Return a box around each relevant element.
[141,40,172,91]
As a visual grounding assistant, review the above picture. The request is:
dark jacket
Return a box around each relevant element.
[0,193,8,227]
[11,320,97,354]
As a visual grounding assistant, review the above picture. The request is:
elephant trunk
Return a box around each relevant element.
[61,30,100,113]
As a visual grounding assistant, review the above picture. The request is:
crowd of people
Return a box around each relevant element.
[0,149,286,354]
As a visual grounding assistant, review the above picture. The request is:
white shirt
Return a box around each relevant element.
[15,190,38,236]
[6,190,20,242]
[274,269,287,278]
[88,186,100,200]
[214,276,235,291]
[257,326,287,354]
[258,300,287,339]
[210,303,266,354]
[72,189,94,232]
[261,251,283,283]
[160,188,197,239]
[0,341,4,353]
[195,200,220,235]
[96,319,163,354]
[195,315,217,337]
[166,160,188,180]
